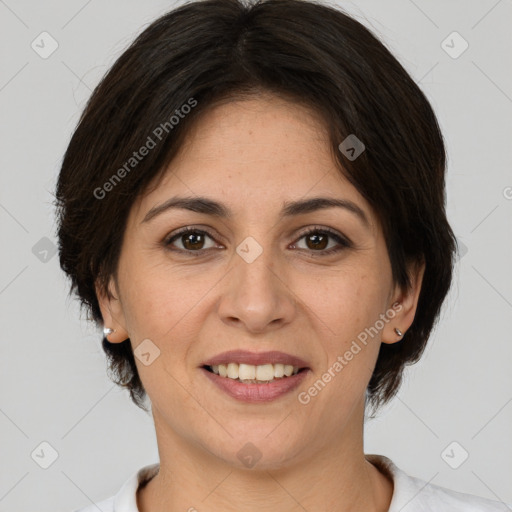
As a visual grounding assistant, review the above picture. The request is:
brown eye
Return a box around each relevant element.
[180,231,206,250]
[165,228,218,253]
[164,226,351,257]
[292,227,352,256]
[304,232,329,250]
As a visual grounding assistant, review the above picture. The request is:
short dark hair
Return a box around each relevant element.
[54,0,457,413]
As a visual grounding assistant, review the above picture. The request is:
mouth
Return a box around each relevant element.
[202,363,308,384]
[200,361,311,403]
[200,350,311,384]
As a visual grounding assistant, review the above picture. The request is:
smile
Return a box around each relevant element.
[204,363,302,383]
[201,364,310,403]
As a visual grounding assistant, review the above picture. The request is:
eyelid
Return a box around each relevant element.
[294,225,352,245]
[164,226,224,250]
[163,224,352,254]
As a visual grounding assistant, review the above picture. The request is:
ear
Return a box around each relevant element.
[382,258,426,344]
[95,276,129,343]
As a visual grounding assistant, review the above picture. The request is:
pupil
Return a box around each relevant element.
[184,233,203,250]
[181,232,328,251]
[308,233,327,250]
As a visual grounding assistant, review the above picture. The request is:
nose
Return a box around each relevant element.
[217,242,297,334]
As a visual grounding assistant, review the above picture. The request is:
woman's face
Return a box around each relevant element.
[98,94,423,470]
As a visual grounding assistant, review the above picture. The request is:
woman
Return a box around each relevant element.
[56,0,508,510]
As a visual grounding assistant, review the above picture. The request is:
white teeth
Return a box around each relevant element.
[238,363,255,380]
[256,364,274,381]
[274,363,285,378]
[227,363,239,379]
[210,362,301,382]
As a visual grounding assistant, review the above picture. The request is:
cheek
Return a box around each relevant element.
[307,269,387,374]
[300,265,385,333]
[120,258,218,344]
[306,282,383,414]
[117,257,176,337]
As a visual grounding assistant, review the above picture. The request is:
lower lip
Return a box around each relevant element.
[200,367,310,403]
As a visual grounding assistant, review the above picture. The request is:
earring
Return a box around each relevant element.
[103,327,115,336]
[394,327,403,337]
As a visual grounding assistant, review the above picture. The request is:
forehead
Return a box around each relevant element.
[132,95,376,231]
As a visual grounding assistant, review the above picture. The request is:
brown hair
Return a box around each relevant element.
[54,0,457,412]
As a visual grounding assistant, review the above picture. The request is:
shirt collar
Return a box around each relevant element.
[366,454,429,511]
[112,455,421,511]
[113,462,159,511]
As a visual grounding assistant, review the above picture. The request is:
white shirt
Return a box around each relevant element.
[73,454,510,511]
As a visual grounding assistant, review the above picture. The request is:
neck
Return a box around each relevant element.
[137,404,393,512]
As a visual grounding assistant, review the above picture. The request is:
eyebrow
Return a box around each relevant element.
[142,195,370,228]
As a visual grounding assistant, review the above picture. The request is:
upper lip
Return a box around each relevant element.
[202,350,310,369]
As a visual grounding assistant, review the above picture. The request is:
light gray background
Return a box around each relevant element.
[1,0,511,510]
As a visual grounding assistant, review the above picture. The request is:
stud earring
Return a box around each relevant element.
[394,327,403,337]
[103,327,115,336]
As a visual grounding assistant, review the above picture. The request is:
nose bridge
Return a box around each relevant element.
[217,230,295,332]
[233,232,280,294]
[230,209,279,268]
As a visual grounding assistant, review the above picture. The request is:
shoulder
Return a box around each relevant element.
[366,454,511,512]
[399,473,510,511]
[71,462,159,512]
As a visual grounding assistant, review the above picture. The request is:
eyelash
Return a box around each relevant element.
[163,226,352,257]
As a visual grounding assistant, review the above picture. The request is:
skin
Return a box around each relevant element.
[96,93,425,512]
